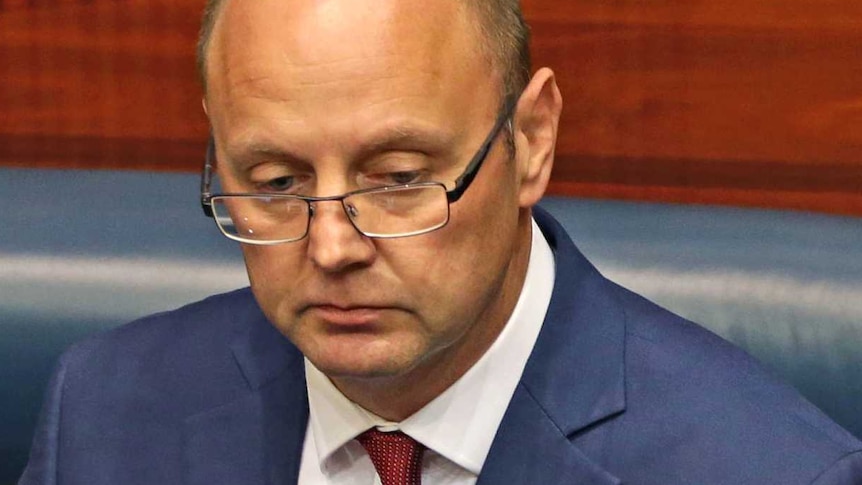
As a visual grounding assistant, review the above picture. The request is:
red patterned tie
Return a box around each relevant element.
[357,429,425,485]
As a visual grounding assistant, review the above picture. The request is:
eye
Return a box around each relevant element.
[366,170,424,187]
[260,175,296,192]
[390,171,423,185]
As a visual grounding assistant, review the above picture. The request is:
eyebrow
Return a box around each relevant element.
[220,136,308,175]
[356,123,455,159]
[230,141,299,163]
[225,121,457,170]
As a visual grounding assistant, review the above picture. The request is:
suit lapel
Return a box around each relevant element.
[478,384,620,485]
[184,307,309,485]
[479,207,628,483]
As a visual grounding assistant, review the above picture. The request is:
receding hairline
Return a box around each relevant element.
[195,0,531,104]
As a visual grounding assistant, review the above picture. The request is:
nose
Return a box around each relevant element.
[306,200,377,273]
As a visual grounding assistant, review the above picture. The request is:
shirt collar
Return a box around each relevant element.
[305,217,556,474]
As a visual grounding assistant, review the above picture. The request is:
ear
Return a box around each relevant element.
[512,67,562,208]
[202,98,209,116]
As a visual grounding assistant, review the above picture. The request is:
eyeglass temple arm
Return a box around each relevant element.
[201,137,216,218]
[447,101,516,204]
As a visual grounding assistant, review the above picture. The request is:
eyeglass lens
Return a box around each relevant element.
[211,184,450,243]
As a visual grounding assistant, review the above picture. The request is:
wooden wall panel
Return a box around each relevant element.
[1,0,861,215]
[524,0,862,215]
[0,0,207,170]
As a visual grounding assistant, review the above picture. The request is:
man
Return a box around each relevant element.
[19,0,862,483]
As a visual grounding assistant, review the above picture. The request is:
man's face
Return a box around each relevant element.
[205,0,535,395]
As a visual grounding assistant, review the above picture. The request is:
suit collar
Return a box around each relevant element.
[478,207,626,484]
[229,301,301,390]
[184,299,309,485]
[524,206,627,436]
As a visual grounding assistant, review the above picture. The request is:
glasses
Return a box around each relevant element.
[200,102,515,245]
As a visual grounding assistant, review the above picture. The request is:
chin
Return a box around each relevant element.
[306,337,423,380]
[311,356,415,381]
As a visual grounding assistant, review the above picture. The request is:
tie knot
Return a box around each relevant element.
[357,429,425,485]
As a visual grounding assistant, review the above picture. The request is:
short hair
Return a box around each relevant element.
[195,0,531,104]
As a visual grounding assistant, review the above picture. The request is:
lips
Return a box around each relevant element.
[305,304,387,327]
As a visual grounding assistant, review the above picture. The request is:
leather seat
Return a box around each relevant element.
[2,168,860,482]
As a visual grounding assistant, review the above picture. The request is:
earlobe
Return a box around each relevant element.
[513,67,563,208]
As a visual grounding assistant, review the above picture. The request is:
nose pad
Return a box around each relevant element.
[345,202,359,220]
[305,199,375,272]
[307,201,358,225]
[306,199,363,239]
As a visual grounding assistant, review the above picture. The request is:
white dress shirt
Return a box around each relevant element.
[298,218,556,484]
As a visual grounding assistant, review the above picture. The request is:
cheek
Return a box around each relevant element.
[417,170,521,310]
[388,205,516,322]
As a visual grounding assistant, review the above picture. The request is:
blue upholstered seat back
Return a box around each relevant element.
[2,168,860,482]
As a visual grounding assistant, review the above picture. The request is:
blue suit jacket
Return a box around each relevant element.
[20,208,862,484]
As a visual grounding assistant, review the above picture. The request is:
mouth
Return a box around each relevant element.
[303,304,391,328]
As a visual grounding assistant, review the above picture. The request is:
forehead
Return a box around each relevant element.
[212,0,472,62]
[205,0,499,142]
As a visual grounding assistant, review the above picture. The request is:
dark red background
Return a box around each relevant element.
[2,0,860,215]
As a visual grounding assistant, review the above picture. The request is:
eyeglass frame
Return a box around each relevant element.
[200,98,517,243]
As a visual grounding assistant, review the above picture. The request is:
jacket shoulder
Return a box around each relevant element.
[599,282,862,483]
[56,288,265,416]
[65,287,257,364]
